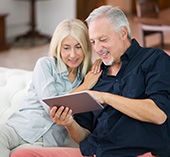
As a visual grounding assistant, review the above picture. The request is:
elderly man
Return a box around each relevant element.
[12,5,170,157]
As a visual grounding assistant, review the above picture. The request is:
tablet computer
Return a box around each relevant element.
[42,91,104,114]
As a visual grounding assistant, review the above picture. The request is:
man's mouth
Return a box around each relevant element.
[98,50,110,57]
[102,51,109,56]
[98,50,109,56]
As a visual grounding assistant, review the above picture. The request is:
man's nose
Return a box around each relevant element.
[93,42,102,53]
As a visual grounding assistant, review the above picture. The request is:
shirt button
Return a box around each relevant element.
[115,79,118,82]
[44,127,47,130]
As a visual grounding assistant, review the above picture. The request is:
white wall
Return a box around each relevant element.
[0,0,76,43]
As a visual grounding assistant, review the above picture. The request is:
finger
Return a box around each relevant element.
[91,64,96,73]
[96,59,102,73]
[93,70,102,80]
[91,59,102,74]
[91,65,98,74]
[64,109,73,125]
[59,107,70,121]
[50,106,57,119]
[65,108,73,120]
[51,106,65,124]
[91,60,98,72]
[55,106,65,119]
[97,70,102,77]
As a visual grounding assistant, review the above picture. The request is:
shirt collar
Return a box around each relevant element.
[121,39,141,61]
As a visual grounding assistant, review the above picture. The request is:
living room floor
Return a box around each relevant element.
[0,13,170,71]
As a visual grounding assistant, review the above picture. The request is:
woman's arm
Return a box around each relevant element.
[50,59,102,142]
[50,106,90,144]
[71,70,102,93]
[72,59,102,93]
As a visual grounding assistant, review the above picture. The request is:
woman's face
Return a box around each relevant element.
[60,36,84,71]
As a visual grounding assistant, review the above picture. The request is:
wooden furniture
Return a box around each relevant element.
[159,0,170,10]
[0,14,9,51]
[15,0,50,46]
[76,0,106,20]
[134,0,170,47]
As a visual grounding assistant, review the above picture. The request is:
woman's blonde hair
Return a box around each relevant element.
[49,18,92,78]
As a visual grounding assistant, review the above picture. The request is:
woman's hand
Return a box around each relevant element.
[71,59,102,93]
[83,70,102,90]
[71,70,102,93]
[50,106,74,127]
[91,59,102,74]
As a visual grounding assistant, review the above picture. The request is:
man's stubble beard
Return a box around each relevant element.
[102,56,114,66]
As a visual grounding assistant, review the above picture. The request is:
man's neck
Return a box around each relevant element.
[107,61,122,76]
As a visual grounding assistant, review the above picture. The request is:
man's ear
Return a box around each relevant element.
[121,26,128,40]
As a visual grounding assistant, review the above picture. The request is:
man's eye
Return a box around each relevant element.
[100,39,106,42]
[90,41,95,45]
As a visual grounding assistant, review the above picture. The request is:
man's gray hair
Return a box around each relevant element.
[86,5,131,41]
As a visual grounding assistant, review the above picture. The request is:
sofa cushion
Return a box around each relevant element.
[0,67,32,124]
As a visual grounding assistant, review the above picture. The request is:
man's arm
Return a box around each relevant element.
[88,91,167,125]
[50,106,90,144]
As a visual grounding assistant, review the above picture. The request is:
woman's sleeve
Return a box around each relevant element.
[32,57,59,112]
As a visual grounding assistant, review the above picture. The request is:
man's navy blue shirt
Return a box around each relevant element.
[74,39,170,157]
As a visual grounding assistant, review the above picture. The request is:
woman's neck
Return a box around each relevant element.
[67,67,78,83]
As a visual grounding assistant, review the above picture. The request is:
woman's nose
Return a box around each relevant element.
[69,49,76,57]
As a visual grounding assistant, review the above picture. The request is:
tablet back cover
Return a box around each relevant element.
[43,91,103,114]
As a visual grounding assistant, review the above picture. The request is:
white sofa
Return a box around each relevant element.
[0,67,77,147]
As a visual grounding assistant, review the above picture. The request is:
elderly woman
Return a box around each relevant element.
[0,18,101,157]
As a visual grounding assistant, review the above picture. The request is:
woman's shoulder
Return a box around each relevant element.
[36,56,56,66]
[37,56,55,63]
[34,56,57,70]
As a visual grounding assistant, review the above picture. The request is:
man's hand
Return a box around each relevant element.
[87,90,105,104]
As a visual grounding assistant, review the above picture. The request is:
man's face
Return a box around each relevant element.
[88,17,125,65]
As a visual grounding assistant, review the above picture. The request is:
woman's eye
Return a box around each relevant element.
[63,47,69,50]
[75,44,82,49]
[76,46,81,49]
